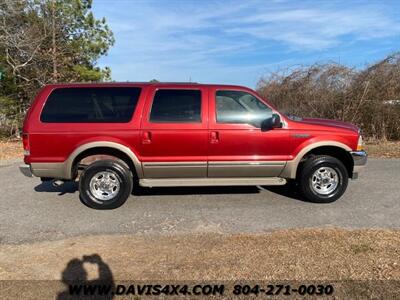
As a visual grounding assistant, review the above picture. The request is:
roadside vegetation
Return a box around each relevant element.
[0,140,21,160]
[1,229,399,298]
[257,53,400,141]
[364,140,400,158]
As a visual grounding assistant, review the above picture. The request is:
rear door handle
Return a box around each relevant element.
[210,131,219,144]
[142,131,152,144]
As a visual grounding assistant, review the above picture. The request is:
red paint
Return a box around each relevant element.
[22,82,360,165]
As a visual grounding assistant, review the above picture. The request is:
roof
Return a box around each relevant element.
[43,82,251,90]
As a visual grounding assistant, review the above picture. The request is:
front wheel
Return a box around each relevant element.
[298,155,348,203]
[79,160,133,209]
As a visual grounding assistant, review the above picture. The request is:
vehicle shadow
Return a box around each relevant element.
[33,179,305,202]
[57,254,115,300]
[34,181,260,197]
[261,180,306,202]
[132,181,308,202]
[132,185,261,196]
[34,181,78,195]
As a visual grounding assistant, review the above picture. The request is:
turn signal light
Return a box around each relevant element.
[356,135,363,151]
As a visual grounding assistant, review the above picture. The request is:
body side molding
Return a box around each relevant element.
[208,161,286,177]
[142,161,207,178]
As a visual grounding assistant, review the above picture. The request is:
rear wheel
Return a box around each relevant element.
[79,160,133,209]
[298,155,348,203]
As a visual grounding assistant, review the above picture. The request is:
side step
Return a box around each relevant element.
[139,177,287,187]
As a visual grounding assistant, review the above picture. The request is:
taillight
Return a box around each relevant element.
[22,133,30,156]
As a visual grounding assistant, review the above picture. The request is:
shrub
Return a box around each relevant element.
[257,53,400,140]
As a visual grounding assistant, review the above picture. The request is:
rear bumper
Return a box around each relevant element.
[19,164,33,177]
[350,150,368,178]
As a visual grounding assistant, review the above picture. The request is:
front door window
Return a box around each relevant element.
[216,90,272,127]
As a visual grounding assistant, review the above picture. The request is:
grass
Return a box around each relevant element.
[364,140,400,158]
[1,229,397,281]
[350,241,374,254]
[0,229,399,298]
[1,140,400,160]
[0,140,22,160]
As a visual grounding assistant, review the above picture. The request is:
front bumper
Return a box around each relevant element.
[350,150,368,178]
[19,164,33,177]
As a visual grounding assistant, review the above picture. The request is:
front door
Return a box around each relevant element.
[139,86,208,178]
[207,87,290,177]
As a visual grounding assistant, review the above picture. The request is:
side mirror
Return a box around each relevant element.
[261,113,282,132]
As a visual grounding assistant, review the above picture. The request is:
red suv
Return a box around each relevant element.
[20,82,367,209]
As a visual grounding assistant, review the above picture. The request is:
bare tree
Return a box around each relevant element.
[257,54,400,140]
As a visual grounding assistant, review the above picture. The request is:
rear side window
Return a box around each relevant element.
[149,89,201,123]
[40,87,141,123]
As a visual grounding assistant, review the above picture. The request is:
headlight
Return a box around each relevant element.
[357,135,363,151]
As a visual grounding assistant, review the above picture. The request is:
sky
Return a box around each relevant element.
[92,0,400,88]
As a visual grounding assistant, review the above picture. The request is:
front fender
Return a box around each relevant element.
[280,140,352,179]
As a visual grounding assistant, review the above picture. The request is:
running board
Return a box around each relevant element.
[139,177,287,187]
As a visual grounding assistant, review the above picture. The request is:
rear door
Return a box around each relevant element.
[138,85,209,178]
[207,86,290,177]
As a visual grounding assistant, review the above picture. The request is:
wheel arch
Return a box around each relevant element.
[280,141,353,179]
[66,141,143,179]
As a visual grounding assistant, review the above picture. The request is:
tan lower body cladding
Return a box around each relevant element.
[30,160,288,181]
[139,161,287,187]
[142,161,286,178]
[139,177,287,187]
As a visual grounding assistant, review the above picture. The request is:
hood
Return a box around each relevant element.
[299,117,359,133]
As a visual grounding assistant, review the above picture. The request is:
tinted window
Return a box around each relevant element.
[41,87,141,123]
[216,90,272,127]
[150,89,201,123]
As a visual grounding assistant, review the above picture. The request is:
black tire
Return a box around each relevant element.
[298,155,348,203]
[79,160,133,209]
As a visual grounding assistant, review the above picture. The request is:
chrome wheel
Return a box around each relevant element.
[310,166,339,195]
[89,171,121,201]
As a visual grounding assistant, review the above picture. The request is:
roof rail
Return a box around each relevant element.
[151,81,198,84]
